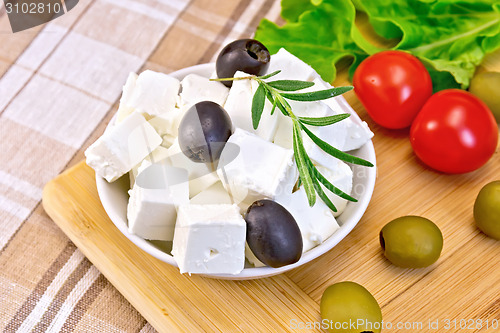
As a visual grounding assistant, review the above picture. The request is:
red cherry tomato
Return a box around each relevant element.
[410,89,498,174]
[353,50,433,129]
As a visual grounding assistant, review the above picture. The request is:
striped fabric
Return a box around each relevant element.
[0,0,282,331]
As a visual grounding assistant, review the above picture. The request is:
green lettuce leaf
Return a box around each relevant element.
[359,0,500,90]
[255,0,500,91]
[255,0,379,83]
[280,0,318,23]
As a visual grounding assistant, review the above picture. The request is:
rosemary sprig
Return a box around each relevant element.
[211,72,373,210]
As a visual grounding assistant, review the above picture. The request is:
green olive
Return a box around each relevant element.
[380,216,443,268]
[474,181,500,240]
[320,281,382,333]
[469,72,500,123]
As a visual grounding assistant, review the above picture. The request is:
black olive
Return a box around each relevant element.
[245,199,302,268]
[178,101,232,163]
[216,39,271,87]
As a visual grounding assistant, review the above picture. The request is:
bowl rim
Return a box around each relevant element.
[95,63,377,280]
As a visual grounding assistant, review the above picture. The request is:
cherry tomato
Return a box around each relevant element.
[353,50,433,129]
[410,89,498,174]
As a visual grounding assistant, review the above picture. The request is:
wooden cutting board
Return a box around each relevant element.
[43,52,500,333]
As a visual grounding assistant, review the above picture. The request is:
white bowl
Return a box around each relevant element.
[96,63,376,280]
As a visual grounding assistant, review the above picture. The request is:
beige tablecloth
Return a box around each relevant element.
[0,1,281,331]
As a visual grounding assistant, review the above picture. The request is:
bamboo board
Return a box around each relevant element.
[43,54,500,333]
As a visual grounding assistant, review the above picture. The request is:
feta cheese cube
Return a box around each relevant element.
[128,163,189,241]
[266,48,319,81]
[179,73,229,108]
[85,113,162,182]
[276,187,340,252]
[116,72,138,124]
[313,78,374,151]
[316,162,353,217]
[224,71,278,141]
[129,145,170,187]
[217,128,297,203]
[148,108,184,148]
[273,98,348,167]
[190,182,251,213]
[128,70,180,116]
[172,204,246,275]
[165,138,219,197]
[331,96,374,151]
[189,181,232,205]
